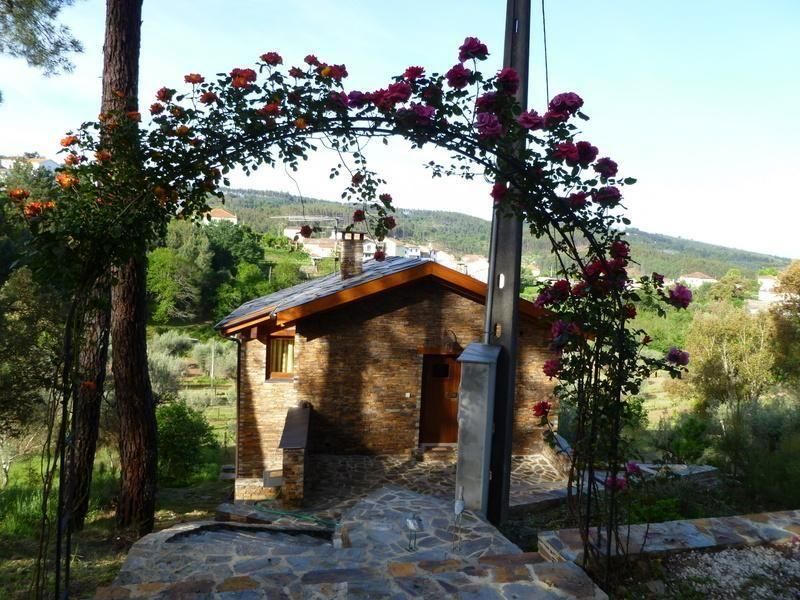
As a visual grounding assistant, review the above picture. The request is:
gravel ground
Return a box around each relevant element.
[662,541,800,599]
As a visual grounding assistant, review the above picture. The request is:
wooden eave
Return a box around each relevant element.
[219,261,549,337]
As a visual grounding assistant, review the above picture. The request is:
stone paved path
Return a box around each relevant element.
[304,453,567,516]
[539,509,800,564]
[99,487,606,599]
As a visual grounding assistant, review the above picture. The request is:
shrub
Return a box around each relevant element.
[190,339,236,378]
[156,400,218,484]
[148,350,185,398]
[149,329,195,356]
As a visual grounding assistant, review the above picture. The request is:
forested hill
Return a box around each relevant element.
[218,188,790,279]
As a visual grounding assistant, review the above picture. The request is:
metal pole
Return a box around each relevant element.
[485,0,531,525]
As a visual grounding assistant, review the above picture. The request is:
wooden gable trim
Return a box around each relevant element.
[219,261,548,336]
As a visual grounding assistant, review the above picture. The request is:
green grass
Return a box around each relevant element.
[0,400,236,599]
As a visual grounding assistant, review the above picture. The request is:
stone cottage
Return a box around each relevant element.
[216,233,557,503]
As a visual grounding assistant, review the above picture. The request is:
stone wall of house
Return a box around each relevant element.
[281,447,306,507]
[235,279,557,500]
[294,280,556,456]
[237,339,298,481]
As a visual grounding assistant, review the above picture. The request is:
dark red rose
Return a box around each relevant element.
[475,92,499,114]
[352,209,366,222]
[199,91,218,104]
[156,87,174,102]
[260,51,283,66]
[496,67,520,94]
[491,182,507,203]
[383,216,396,230]
[150,103,164,115]
[543,109,569,129]
[594,157,618,178]
[288,66,305,78]
[458,37,489,62]
[373,249,387,261]
[554,142,579,164]
[594,186,622,206]
[299,225,313,238]
[575,141,599,167]
[610,240,630,259]
[446,63,472,89]
[304,54,320,66]
[567,192,589,209]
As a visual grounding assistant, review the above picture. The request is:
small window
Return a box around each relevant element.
[267,337,294,380]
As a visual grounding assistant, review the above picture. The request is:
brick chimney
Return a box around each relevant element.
[340,231,365,279]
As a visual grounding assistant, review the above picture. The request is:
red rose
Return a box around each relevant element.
[622,304,637,319]
[351,173,365,186]
[304,54,320,66]
[383,216,396,230]
[256,102,281,117]
[490,182,507,203]
[567,192,589,209]
[610,240,630,259]
[199,91,218,104]
[230,68,257,88]
[288,66,305,78]
[403,66,424,80]
[542,359,561,379]
[352,209,366,222]
[184,73,204,84]
[299,225,313,238]
[260,52,283,66]
[373,249,387,261]
[379,193,393,203]
[156,87,174,102]
[533,400,552,418]
[150,103,164,115]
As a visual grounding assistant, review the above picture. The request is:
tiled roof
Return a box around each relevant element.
[215,257,427,329]
[208,207,237,218]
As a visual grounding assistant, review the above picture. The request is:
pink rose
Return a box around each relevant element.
[575,141,599,167]
[548,92,584,115]
[668,284,693,309]
[666,347,690,366]
[475,92,499,113]
[475,112,503,139]
[517,110,544,130]
[543,109,569,129]
[543,358,561,379]
[593,186,622,206]
[403,66,425,80]
[490,182,507,203]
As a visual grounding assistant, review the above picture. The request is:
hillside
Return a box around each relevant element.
[217,189,790,279]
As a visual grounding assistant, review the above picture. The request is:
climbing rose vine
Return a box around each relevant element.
[2,36,691,581]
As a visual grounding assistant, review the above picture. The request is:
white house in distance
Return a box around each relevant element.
[204,207,239,225]
[0,155,59,175]
[677,272,718,288]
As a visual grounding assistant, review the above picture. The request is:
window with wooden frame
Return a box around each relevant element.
[266,330,295,380]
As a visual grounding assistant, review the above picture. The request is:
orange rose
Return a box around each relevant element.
[23,201,55,218]
[60,135,78,147]
[199,91,218,105]
[8,188,30,201]
[64,153,81,165]
[126,111,141,122]
[175,125,191,137]
[184,73,205,84]
[95,150,112,162]
[294,117,308,130]
[55,172,78,189]
[170,106,185,118]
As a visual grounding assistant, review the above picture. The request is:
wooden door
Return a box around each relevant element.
[419,355,462,444]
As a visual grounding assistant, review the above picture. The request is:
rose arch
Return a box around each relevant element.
[7,37,693,580]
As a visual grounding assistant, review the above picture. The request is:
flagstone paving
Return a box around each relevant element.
[538,509,800,564]
[303,453,567,515]
[98,487,607,599]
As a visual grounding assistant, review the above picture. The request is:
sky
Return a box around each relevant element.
[1,0,798,258]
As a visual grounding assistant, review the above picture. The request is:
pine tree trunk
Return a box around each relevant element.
[112,255,157,535]
[64,282,111,531]
[97,0,156,535]
[63,0,144,533]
